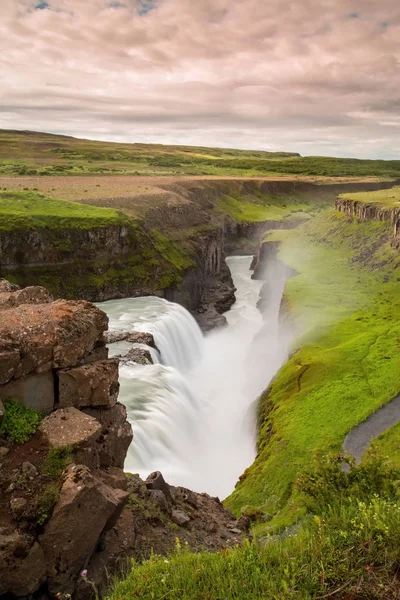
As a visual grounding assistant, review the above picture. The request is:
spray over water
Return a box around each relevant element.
[100,256,290,498]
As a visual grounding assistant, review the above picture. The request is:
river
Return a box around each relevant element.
[99,256,287,499]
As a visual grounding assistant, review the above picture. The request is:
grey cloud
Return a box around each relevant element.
[0,0,400,157]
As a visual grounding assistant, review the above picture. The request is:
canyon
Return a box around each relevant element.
[1,173,400,599]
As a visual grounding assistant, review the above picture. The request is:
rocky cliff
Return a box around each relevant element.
[335,197,400,250]
[0,280,248,600]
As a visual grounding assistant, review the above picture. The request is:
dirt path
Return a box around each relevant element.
[342,395,400,462]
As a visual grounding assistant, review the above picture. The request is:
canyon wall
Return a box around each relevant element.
[335,197,400,250]
[1,179,398,330]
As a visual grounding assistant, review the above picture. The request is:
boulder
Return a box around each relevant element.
[0,531,47,597]
[171,509,191,527]
[0,371,55,413]
[120,348,153,365]
[39,464,128,594]
[83,403,133,469]
[146,471,173,505]
[39,407,102,449]
[57,359,120,409]
[0,299,108,382]
[105,331,156,348]
[0,349,20,385]
[0,285,53,310]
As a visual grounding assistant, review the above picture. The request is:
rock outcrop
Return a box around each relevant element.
[335,197,400,250]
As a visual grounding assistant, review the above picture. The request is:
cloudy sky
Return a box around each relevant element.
[1,0,399,157]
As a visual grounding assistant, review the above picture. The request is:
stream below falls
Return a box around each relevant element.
[99,256,288,499]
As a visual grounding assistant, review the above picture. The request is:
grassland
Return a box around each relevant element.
[0,190,129,230]
[225,210,400,532]
[340,185,400,208]
[2,129,400,178]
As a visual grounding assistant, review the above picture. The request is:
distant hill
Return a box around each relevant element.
[1,128,400,178]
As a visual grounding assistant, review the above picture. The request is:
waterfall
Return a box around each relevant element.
[99,257,289,498]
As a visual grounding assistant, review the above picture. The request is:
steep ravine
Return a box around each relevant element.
[1,178,398,332]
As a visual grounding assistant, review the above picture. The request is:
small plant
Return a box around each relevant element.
[42,446,75,478]
[0,400,41,443]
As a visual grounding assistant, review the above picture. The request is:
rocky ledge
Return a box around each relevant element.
[335,197,400,250]
[0,280,248,600]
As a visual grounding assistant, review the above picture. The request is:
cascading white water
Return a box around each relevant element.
[99,256,289,498]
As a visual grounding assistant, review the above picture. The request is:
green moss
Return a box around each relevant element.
[225,209,400,530]
[41,446,75,478]
[0,400,41,443]
[0,190,129,231]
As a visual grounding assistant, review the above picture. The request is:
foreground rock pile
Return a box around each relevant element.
[0,280,248,600]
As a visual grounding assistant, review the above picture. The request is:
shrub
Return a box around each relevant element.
[296,452,400,511]
[0,400,41,443]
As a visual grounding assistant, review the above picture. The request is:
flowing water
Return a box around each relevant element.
[99,256,288,498]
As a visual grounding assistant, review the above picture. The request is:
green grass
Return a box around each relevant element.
[1,129,400,178]
[340,185,400,208]
[0,400,41,443]
[0,190,129,230]
[108,468,400,600]
[215,193,319,222]
[225,209,400,531]
[365,422,400,470]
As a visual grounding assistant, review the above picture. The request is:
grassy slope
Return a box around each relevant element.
[225,210,400,531]
[365,421,400,469]
[0,190,129,230]
[1,129,400,178]
[108,480,400,600]
[340,185,400,208]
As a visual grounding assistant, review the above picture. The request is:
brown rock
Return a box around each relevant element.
[0,531,46,596]
[0,299,108,380]
[0,349,20,385]
[0,286,53,310]
[10,496,28,517]
[39,407,102,449]
[0,398,4,424]
[0,371,55,413]
[171,509,191,527]
[83,403,133,469]
[146,471,173,505]
[0,446,9,458]
[40,464,127,594]
[105,331,156,348]
[58,359,119,409]
[100,467,128,492]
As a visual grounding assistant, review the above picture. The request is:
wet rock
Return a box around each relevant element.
[57,359,120,409]
[39,407,102,449]
[120,348,153,365]
[0,532,46,597]
[171,509,191,527]
[83,403,133,469]
[0,371,55,413]
[105,331,156,348]
[40,464,128,594]
[22,461,38,480]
